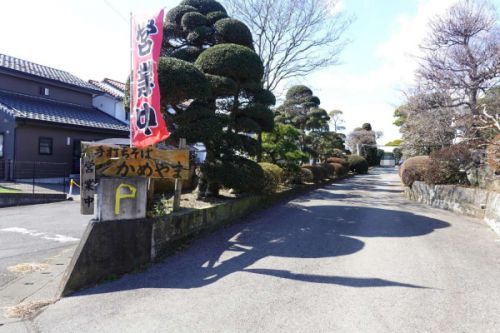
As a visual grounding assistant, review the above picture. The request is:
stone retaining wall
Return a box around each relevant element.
[59,180,343,296]
[405,181,499,234]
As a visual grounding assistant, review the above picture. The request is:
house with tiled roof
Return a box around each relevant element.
[0,53,129,179]
[89,78,129,124]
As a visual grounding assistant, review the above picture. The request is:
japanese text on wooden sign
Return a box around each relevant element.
[84,144,189,180]
[80,154,96,215]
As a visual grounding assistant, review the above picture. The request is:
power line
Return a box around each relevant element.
[102,0,129,24]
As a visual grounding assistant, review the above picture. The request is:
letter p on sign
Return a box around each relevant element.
[115,183,137,216]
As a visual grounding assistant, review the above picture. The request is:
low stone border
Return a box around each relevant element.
[405,181,499,235]
[58,177,349,296]
[0,193,67,208]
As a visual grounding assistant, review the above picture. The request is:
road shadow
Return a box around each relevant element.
[74,204,449,296]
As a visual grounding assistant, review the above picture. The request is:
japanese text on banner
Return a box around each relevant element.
[131,9,170,147]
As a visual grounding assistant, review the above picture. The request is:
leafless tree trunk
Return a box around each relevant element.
[222,0,352,93]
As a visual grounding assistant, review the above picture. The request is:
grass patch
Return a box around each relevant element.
[0,185,20,193]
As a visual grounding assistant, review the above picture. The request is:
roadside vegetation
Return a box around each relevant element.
[125,0,372,216]
[395,0,499,190]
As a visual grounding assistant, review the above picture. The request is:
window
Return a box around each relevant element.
[0,133,3,158]
[125,112,130,121]
[39,137,53,155]
[40,87,50,96]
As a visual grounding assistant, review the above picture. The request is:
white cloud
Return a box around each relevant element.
[328,0,345,14]
[304,0,459,143]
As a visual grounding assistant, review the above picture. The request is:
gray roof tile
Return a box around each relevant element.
[89,79,124,100]
[0,53,100,92]
[0,92,129,132]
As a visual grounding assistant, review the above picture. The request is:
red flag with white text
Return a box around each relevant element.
[130,9,169,147]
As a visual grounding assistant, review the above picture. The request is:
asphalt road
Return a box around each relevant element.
[26,169,500,332]
[0,200,89,288]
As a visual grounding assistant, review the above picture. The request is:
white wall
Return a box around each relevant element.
[93,95,128,124]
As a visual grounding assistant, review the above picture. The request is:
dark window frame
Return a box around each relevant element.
[39,87,50,96]
[38,137,53,155]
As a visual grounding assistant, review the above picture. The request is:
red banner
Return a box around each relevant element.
[130,9,170,147]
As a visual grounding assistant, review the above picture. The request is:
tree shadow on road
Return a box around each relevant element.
[75,204,449,296]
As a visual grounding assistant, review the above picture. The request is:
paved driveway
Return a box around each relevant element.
[8,168,500,332]
[0,201,89,288]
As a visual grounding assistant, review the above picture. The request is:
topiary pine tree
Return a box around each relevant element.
[275,85,330,132]
[163,0,253,62]
[127,0,276,198]
[194,43,276,195]
[274,85,330,161]
[163,0,275,197]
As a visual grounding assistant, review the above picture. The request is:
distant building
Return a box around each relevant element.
[89,78,129,124]
[0,53,129,179]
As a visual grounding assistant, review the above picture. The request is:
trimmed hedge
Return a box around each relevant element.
[423,145,471,185]
[486,134,500,175]
[214,18,254,48]
[195,43,264,83]
[259,162,284,193]
[400,156,430,187]
[326,157,349,168]
[302,165,329,183]
[347,155,369,174]
[330,163,348,177]
[323,163,336,179]
[299,167,314,183]
[205,157,264,193]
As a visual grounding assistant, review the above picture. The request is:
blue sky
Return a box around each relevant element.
[0,0,498,143]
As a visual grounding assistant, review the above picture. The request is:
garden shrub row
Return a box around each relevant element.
[259,162,284,193]
[400,143,478,187]
[347,155,369,174]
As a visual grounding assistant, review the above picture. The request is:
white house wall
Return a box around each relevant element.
[93,95,128,124]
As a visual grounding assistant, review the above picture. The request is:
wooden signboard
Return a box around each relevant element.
[83,144,189,180]
[80,154,96,215]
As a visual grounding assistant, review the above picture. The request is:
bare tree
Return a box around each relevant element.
[328,109,346,132]
[347,127,377,155]
[396,89,457,158]
[417,0,500,138]
[222,0,352,93]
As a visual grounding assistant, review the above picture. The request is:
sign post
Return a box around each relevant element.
[173,138,187,212]
[80,154,96,215]
[80,143,189,218]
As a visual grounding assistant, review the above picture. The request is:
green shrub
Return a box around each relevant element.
[302,165,329,183]
[347,155,369,174]
[181,12,208,31]
[170,46,203,62]
[400,156,430,187]
[195,44,263,83]
[259,162,284,193]
[205,157,264,193]
[423,145,471,185]
[166,5,197,24]
[330,163,348,177]
[214,18,254,48]
[158,57,211,104]
[323,163,336,178]
[180,0,227,15]
[330,148,347,159]
[299,167,314,183]
[206,11,228,24]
